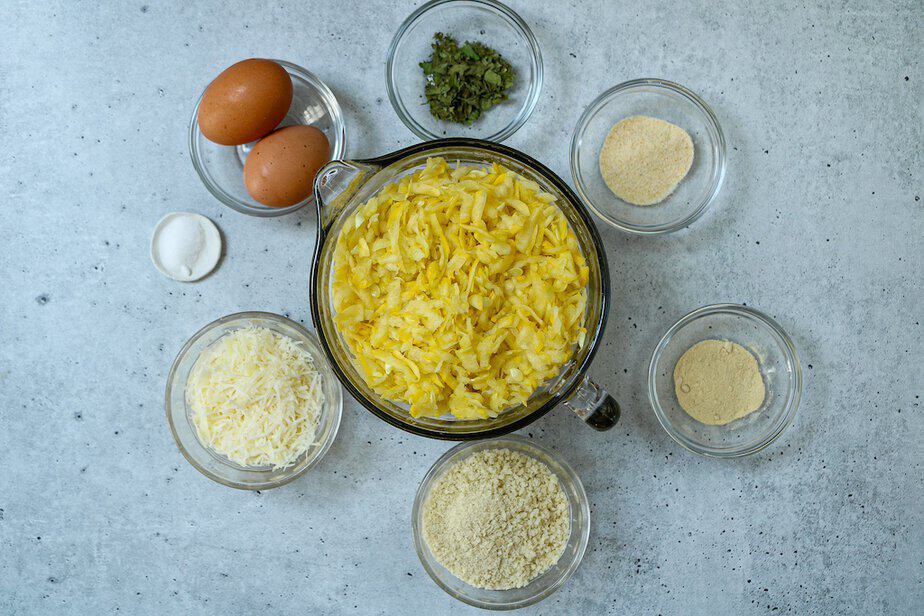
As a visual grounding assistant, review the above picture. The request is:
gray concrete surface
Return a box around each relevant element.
[1,1,921,614]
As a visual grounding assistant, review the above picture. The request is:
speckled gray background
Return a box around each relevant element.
[0,1,921,614]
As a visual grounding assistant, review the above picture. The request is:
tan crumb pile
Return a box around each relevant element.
[598,115,694,206]
[421,448,570,590]
[673,339,766,425]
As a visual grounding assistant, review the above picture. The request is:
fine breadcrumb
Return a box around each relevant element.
[673,339,766,425]
[421,448,570,590]
[598,115,694,206]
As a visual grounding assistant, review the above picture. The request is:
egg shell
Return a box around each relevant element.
[197,59,293,146]
[244,125,331,207]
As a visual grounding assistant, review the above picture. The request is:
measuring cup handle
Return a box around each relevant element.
[562,375,621,431]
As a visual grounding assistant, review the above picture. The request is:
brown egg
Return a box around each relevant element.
[197,59,293,146]
[244,125,331,207]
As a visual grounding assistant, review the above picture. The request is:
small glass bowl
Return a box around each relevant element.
[412,435,589,610]
[188,60,346,217]
[165,312,343,489]
[571,79,726,234]
[648,304,802,458]
[386,0,543,143]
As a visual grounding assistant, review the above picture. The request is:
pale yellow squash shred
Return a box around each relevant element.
[332,157,588,420]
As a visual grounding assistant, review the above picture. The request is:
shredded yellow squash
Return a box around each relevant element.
[332,157,588,420]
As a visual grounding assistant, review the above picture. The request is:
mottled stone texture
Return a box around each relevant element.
[0,1,921,614]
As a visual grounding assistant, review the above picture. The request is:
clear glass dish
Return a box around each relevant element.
[386,0,543,143]
[570,79,726,235]
[188,60,346,217]
[648,304,801,458]
[310,138,622,440]
[412,435,590,610]
[165,312,343,489]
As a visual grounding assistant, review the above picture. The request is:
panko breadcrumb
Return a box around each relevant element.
[421,448,570,590]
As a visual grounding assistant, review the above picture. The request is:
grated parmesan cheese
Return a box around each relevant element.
[186,326,324,469]
[598,115,694,206]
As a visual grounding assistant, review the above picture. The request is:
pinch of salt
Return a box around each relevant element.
[158,216,204,278]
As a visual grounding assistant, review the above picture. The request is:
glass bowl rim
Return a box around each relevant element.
[569,77,727,235]
[647,303,802,458]
[165,311,343,489]
[411,434,590,610]
[188,59,347,218]
[385,0,544,143]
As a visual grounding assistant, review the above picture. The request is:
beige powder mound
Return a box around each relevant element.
[673,339,766,425]
[599,115,694,206]
[421,448,570,590]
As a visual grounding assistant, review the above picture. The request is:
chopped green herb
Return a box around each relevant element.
[419,32,516,125]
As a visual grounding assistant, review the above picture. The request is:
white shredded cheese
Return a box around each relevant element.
[186,326,324,469]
